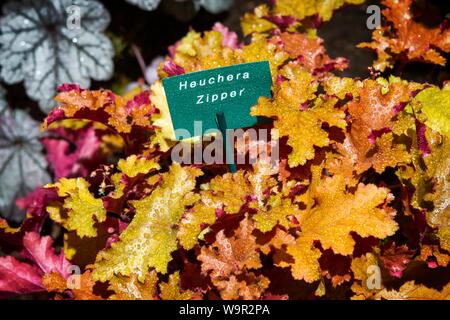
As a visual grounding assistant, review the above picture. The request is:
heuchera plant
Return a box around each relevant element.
[0,0,114,111]
[0,0,449,300]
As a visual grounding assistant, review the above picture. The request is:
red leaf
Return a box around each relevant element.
[0,256,43,297]
[263,15,296,30]
[42,124,104,179]
[212,23,239,49]
[15,187,59,220]
[125,91,152,114]
[162,59,185,76]
[415,120,431,158]
[57,83,81,93]
[380,243,415,278]
[21,232,71,278]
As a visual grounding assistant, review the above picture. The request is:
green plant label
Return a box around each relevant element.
[163,61,272,139]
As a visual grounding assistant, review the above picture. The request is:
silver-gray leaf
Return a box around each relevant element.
[126,0,161,11]
[0,0,114,112]
[0,109,50,222]
[0,86,6,114]
[199,0,233,14]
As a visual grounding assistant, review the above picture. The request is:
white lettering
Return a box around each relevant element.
[178,71,251,91]
[178,304,214,317]
[179,81,188,90]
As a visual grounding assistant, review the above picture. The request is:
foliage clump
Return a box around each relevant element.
[0,0,449,300]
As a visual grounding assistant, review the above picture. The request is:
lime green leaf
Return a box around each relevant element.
[92,164,202,281]
[411,87,450,138]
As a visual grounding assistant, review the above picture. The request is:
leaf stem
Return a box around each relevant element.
[132,44,147,80]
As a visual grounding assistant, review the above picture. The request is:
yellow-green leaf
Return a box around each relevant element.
[159,271,193,300]
[287,172,398,282]
[49,178,106,238]
[274,0,365,22]
[92,164,202,281]
[117,155,160,178]
[411,86,450,138]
